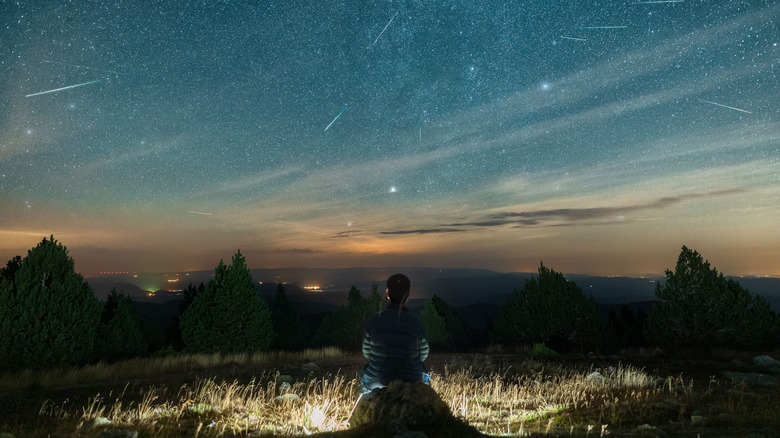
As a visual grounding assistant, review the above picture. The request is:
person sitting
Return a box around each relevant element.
[359,273,430,394]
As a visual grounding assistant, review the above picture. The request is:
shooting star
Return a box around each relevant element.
[187,211,213,216]
[561,36,587,41]
[578,26,628,29]
[324,105,348,132]
[697,98,752,114]
[25,79,102,97]
[370,12,398,48]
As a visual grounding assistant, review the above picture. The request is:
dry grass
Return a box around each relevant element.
[2,349,778,437]
[0,347,344,392]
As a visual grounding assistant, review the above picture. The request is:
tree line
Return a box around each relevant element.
[1,237,778,372]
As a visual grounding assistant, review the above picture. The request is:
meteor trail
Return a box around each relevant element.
[697,98,752,114]
[187,211,213,216]
[370,12,398,48]
[561,36,587,41]
[578,26,628,29]
[25,79,102,97]
[324,105,348,132]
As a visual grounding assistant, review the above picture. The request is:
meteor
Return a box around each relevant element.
[697,98,752,114]
[187,211,213,216]
[632,1,684,4]
[370,12,398,48]
[578,26,628,29]
[25,79,102,97]
[324,105,348,132]
[561,36,587,41]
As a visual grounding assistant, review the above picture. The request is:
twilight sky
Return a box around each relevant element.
[1,1,778,277]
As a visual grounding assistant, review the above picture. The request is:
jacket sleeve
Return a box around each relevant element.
[418,335,429,362]
[362,319,372,359]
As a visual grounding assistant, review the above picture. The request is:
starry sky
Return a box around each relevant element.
[1,1,778,277]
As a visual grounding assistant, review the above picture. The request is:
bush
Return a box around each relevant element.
[527,343,560,361]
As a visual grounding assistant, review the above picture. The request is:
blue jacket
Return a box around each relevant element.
[361,304,429,386]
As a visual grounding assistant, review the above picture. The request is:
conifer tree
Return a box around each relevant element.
[180,251,273,353]
[645,246,777,349]
[272,283,308,350]
[94,288,148,361]
[0,237,102,371]
[421,298,451,349]
[492,263,607,350]
[314,284,387,349]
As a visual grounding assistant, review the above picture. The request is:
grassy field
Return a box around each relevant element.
[1,347,778,437]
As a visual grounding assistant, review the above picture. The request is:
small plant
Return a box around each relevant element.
[527,343,560,361]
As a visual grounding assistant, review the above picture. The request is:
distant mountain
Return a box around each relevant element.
[86,268,779,313]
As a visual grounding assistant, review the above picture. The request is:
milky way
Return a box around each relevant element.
[1,1,777,276]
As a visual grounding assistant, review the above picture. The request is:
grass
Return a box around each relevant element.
[1,348,778,437]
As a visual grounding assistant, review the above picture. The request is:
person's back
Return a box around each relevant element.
[360,274,429,393]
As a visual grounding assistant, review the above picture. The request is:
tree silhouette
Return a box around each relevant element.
[94,288,148,361]
[180,250,273,353]
[272,283,308,350]
[0,237,102,371]
[492,263,607,350]
[645,246,777,349]
[315,284,386,349]
[421,298,451,349]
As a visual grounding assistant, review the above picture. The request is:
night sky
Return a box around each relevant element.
[1,1,778,277]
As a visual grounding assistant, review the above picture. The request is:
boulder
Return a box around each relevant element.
[301,362,320,372]
[753,355,780,373]
[350,381,450,429]
[349,381,483,437]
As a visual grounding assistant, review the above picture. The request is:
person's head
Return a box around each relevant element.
[386,273,411,305]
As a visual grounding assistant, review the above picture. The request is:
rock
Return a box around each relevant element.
[585,371,606,384]
[690,415,706,426]
[301,361,320,372]
[274,393,299,401]
[279,381,292,392]
[721,371,776,387]
[82,417,112,431]
[350,381,451,429]
[753,355,780,373]
[348,381,484,437]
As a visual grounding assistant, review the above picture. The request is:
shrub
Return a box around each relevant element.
[527,343,560,361]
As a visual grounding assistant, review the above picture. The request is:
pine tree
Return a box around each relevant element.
[491,263,607,350]
[421,298,451,349]
[431,294,473,350]
[645,246,777,349]
[94,288,148,361]
[272,283,308,350]
[180,251,273,353]
[0,237,102,371]
[0,255,22,282]
[314,284,387,349]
